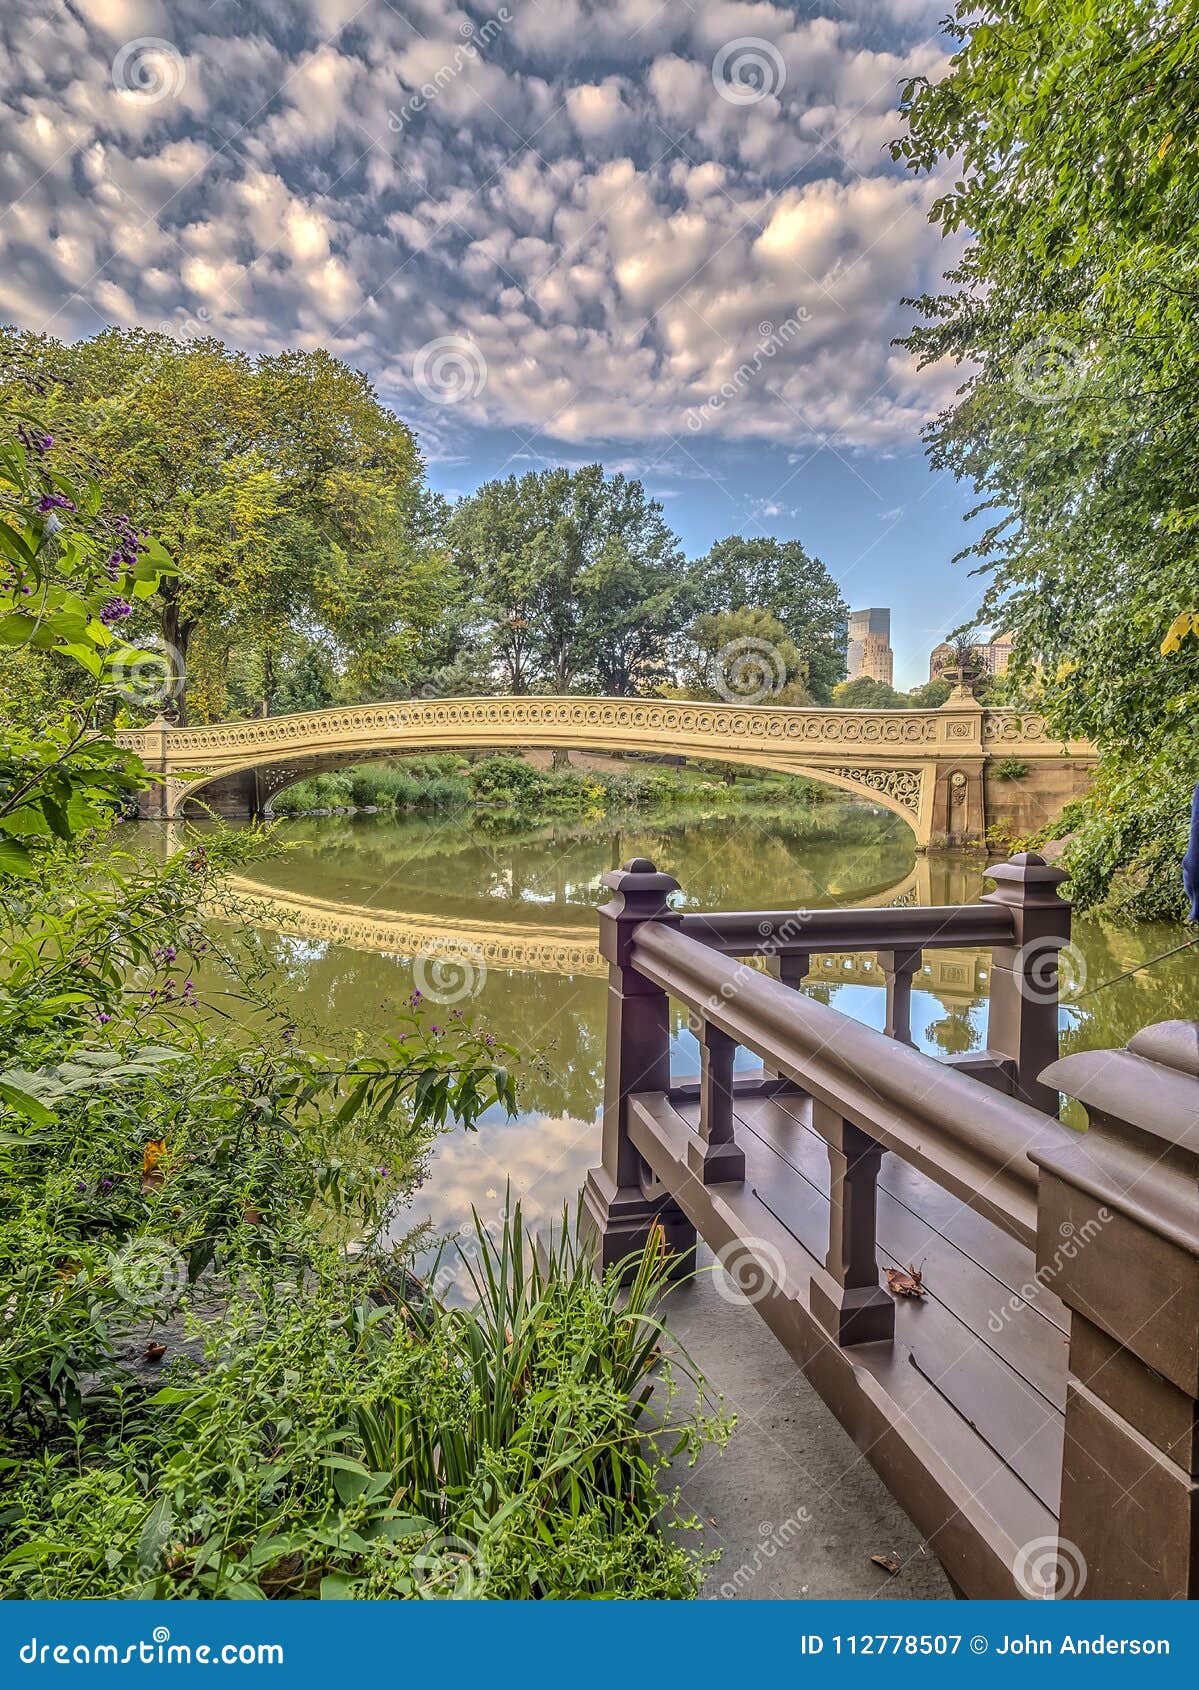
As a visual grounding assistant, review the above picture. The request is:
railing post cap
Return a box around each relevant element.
[600,858,681,898]
[982,850,1070,907]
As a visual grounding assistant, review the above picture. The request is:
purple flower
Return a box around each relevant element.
[100,598,133,627]
[36,492,75,515]
[97,1012,112,1025]
[377,1165,392,1178]
[75,1181,87,1192]
[100,1178,113,1190]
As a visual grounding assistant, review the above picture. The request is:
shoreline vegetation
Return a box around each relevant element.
[268,752,830,823]
[0,402,729,1600]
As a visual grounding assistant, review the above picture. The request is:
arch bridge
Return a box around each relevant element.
[118,693,1094,850]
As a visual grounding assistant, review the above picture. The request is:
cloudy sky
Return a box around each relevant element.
[1,0,985,685]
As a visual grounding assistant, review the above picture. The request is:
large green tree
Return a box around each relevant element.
[689,536,848,702]
[0,330,433,722]
[895,0,1199,920]
[448,465,689,695]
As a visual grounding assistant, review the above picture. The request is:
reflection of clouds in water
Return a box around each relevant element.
[386,1108,601,1289]
[276,935,330,965]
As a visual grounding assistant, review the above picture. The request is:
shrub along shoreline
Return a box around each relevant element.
[269,752,823,820]
[0,402,729,1600]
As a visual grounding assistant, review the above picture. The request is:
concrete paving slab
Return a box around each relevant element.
[664,1247,953,1601]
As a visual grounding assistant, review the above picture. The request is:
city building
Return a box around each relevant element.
[846,607,894,686]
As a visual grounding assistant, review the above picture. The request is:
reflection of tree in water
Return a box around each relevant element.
[210,925,611,1125]
[246,805,916,921]
[923,1006,984,1055]
[1061,918,1197,1058]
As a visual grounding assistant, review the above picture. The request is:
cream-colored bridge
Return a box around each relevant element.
[119,693,1094,850]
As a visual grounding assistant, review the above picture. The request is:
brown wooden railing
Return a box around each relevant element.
[584,854,1199,1601]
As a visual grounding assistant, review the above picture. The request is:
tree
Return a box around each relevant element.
[677,607,812,705]
[449,466,688,695]
[894,1,1199,919]
[908,677,952,709]
[689,536,847,701]
[0,330,431,722]
[833,676,911,710]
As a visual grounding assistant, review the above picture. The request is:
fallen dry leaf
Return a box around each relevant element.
[871,1553,900,1576]
[242,1203,262,1226]
[885,1263,925,1299]
[143,1341,167,1362]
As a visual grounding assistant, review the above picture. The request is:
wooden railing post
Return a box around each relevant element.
[582,858,696,1281]
[809,1102,895,1347]
[685,1016,746,1185]
[880,946,922,1046]
[981,851,1071,1115]
[1034,1021,1199,1599]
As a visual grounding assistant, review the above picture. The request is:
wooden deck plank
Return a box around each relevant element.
[628,1090,1059,1598]
[741,1082,1069,1328]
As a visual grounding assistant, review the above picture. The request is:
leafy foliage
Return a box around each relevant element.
[895,0,1199,919]
[0,419,725,1599]
[448,464,691,695]
[689,537,848,702]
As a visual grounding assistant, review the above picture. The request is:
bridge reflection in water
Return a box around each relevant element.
[221,858,990,1016]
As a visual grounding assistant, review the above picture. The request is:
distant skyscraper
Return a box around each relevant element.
[846,608,893,686]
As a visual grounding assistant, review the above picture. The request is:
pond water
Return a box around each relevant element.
[170,801,1195,1257]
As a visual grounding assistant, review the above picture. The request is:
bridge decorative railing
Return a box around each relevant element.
[116,695,1086,762]
[585,852,1199,1600]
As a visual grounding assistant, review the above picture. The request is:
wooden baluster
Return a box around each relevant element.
[880,946,922,1046]
[809,1102,895,1347]
[686,1016,746,1185]
[762,950,809,1081]
[778,950,810,992]
[583,858,696,1282]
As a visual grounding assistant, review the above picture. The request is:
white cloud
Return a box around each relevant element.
[0,0,960,450]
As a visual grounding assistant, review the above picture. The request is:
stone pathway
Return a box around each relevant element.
[665,1247,952,1601]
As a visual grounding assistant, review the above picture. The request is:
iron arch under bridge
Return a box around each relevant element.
[117,694,1095,851]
